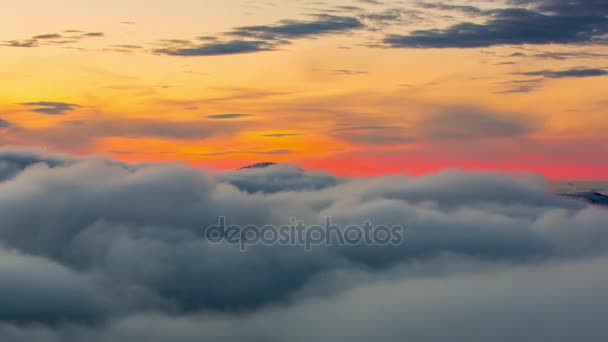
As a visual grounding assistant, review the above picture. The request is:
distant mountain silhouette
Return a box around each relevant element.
[238,162,277,170]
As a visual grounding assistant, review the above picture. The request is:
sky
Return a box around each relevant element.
[1,0,608,179]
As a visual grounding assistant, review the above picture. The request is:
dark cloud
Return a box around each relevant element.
[415,2,486,16]
[2,30,104,49]
[0,150,607,340]
[0,117,248,150]
[331,108,536,145]
[81,32,104,37]
[104,44,144,54]
[112,44,143,49]
[57,118,240,141]
[156,15,364,56]
[19,102,79,115]
[197,35,219,41]
[315,5,364,14]
[229,14,364,40]
[331,125,413,145]
[0,150,72,178]
[360,8,422,28]
[218,163,339,193]
[0,249,109,324]
[496,78,545,93]
[354,0,383,4]
[190,149,292,157]
[418,108,535,139]
[518,67,608,78]
[32,34,63,40]
[111,149,292,158]
[531,51,608,60]
[261,133,303,138]
[333,69,368,75]
[509,52,527,57]
[157,39,192,46]
[385,0,608,48]
[155,40,274,56]
[1,40,38,48]
[513,0,608,16]
[207,113,255,119]
[0,119,13,128]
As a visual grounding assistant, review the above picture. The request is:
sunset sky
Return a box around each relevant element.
[2,0,608,179]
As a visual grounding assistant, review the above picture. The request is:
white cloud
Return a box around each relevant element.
[0,149,606,341]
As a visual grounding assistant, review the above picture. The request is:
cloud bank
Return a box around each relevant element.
[386,0,608,48]
[154,14,364,56]
[19,102,80,115]
[0,149,608,341]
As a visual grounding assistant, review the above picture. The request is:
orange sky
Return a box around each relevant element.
[2,0,608,179]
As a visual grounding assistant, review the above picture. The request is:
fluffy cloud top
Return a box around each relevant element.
[0,149,607,341]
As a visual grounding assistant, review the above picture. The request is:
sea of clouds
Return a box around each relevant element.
[1,149,608,341]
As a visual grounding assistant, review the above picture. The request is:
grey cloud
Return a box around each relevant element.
[418,108,534,139]
[509,52,527,57]
[332,125,413,145]
[0,150,74,182]
[331,108,535,145]
[82,32,104,37]
[19,102,79,115]
[1,40,38,48]
[32,34,63,40]
[218,164,340,193]
[385,0,608,48]
[2,117,247,150]
[498,66,608,94]
[518,67,608,78]
[333,69,368,75]
[158,39,192,46]
[531,51,608,60]
[261,133,303,138]
[185,149,292,157]
[155,40,275,56]
[3,256,608,341]
[416,2,486,16]
[316,6,364,14]
[111,44,143,49]
[354,0,383,4]
[511,0,608,16]
[207,113,254,119]
[0,248,110,324]
[496,78,545,93]
[56,118,239,141]
[229,15,364,40]
[0,150,608,341]
[0,119,13,128]
[2,31,104,49]
[360,8,421,27]
[155,15,364,57]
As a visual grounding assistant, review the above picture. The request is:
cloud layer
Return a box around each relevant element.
[155,14,364,56]
[19,102,80,115]
[0,150,607,341]
[386,0,608,48]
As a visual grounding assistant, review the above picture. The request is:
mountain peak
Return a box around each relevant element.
[238,162,277,170]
